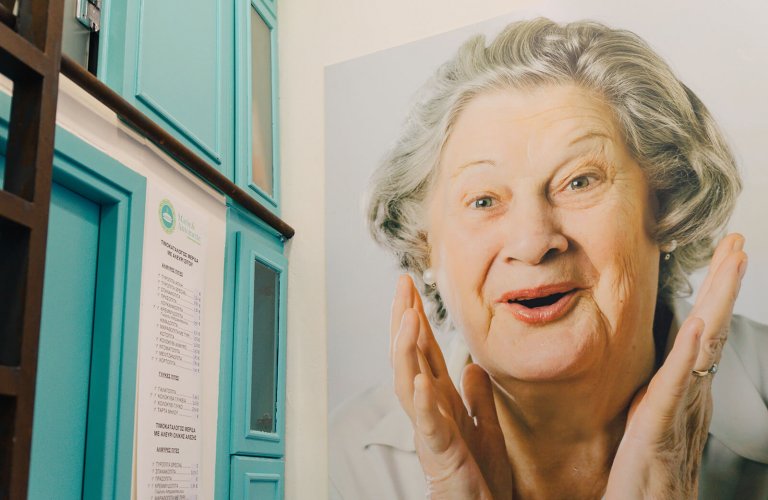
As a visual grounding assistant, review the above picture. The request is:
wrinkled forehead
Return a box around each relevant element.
[438,84,624,174]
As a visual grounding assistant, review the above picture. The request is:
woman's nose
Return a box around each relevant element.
[501,199,568,265]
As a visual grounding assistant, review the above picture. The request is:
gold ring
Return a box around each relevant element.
[691,363,718,377]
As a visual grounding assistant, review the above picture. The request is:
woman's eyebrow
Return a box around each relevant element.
[567,130,614,148]
[451,159,497,177]
[552,138,612,173]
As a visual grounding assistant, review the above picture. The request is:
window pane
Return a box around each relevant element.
[62,0,90,67]
[250,260,278,433]
[250,9,273,196]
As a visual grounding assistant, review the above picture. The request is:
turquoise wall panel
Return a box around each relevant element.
[135,0,221,162]
[28,183,100,499]
[100,0,233,178]
[230,456,284,500]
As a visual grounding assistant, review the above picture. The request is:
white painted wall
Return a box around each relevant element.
[320,0,768,450]
[277,2,530,498]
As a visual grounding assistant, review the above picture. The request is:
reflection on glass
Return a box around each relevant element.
[250,259,278,433]
[62,0,90,67]
[250,9,273,196]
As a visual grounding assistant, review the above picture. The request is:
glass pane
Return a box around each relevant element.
[62,0,90,67]
[250,9,274,196]
[250,260,279,433]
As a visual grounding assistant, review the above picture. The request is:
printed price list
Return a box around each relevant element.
[149,460,199,500]
[154,272,202,378]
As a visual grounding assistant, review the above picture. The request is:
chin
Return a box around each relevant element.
[477,299,607,382]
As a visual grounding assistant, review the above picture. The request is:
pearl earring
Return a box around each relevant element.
[662,239,678,261]
[422,268,436,288]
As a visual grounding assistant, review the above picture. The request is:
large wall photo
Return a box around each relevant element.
[327,1,767,412]
[326,2,767,497]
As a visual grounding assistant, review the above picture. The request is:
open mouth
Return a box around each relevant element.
[508,291,570,308]
[500,287,580,324]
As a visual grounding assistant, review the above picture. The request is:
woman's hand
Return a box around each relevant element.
[391,275,513,500]
[605,233,748,499]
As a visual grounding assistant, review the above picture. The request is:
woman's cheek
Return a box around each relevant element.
[562,202,634,319]
[440,228,496,335]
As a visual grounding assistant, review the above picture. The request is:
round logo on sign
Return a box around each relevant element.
[158,199,176,234]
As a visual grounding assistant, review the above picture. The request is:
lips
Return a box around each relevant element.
[498,283,581,325]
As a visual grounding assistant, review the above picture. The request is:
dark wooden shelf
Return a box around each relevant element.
[0,365,19,396]
[0,22,48,77]
[0,190,36,228]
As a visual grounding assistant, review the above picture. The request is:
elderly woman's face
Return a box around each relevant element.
[427,84,660,382]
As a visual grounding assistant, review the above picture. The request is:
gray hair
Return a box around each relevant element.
[366,18,741,327]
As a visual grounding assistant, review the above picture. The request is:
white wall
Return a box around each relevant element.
[321,0,768,427]
[277,1,533,498]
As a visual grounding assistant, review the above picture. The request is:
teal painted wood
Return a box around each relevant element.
[232,214,287,457]
[215,204,287,497]
[55,132,147,500]
[230,456,284,500]
[234,0,281,212]
[215,207,238,500]
[28,183,100,499]
[99,0,234,179]
[0,91,147,500]
[134,0,222,162]
[97,0,130,88]
[259,0,276,18]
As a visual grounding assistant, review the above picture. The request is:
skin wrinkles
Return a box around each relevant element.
[441,146,620,346]
[424,84,660,497]
[431,86,656,375]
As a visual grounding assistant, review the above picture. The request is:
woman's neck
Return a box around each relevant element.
[492,379,629,499]
[488,302,673,500]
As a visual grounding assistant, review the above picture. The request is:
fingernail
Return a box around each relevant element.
[738,257,748,280]
[732,235,744,252]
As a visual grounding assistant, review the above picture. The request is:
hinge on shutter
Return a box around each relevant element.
[76,0,101,32]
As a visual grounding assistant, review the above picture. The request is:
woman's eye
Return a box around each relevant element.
[471,196,495,209]
[567,175,595,191]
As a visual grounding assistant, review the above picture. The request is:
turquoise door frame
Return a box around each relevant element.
[0,92,146,499]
